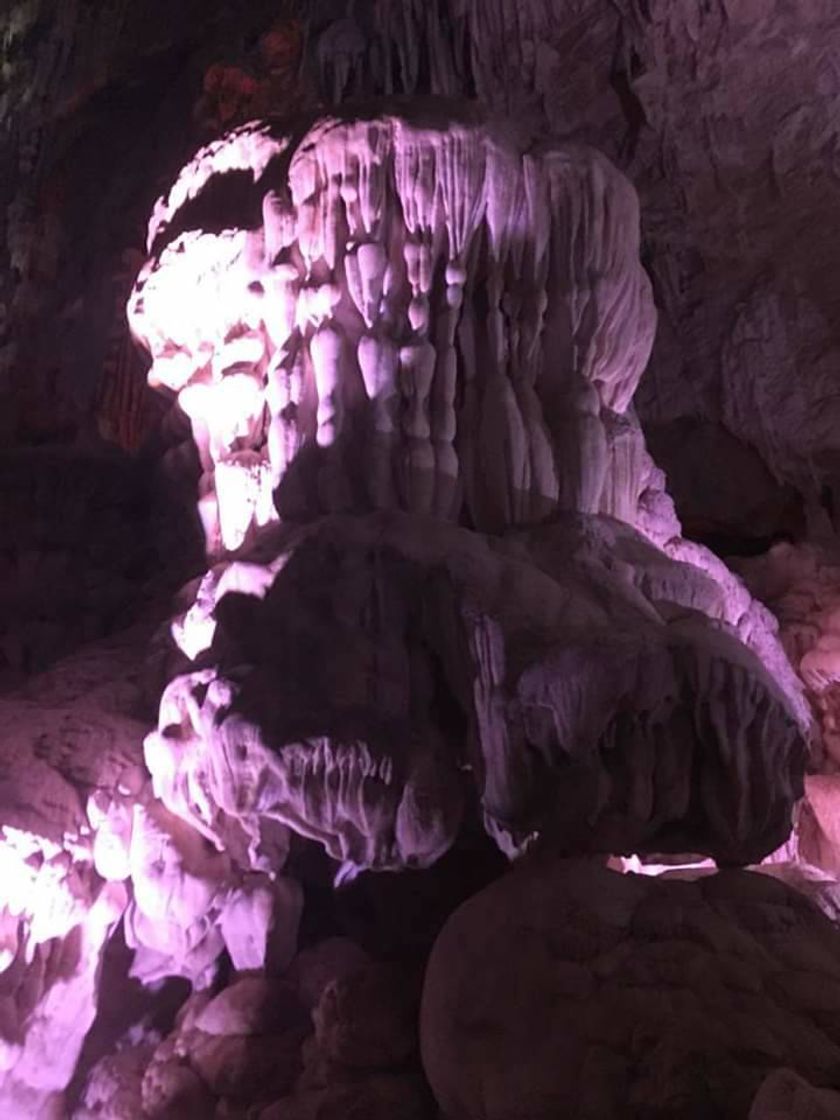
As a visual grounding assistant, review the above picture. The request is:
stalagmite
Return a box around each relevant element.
[310,325,344,448]
[123,105,808,885]
[117,97,813,1120]
[358,332,399,507]
[399,341,437,513]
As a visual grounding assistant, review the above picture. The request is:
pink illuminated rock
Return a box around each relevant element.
[799,775,840,877]
[193,975,306,1038]
[421,857,840,1120]
[0,627,304,1112]
[188,1030,303,1102]
[0,630,148,1117]
[68,86,818,1118]
[144,511,805,873]
[128,107,659,554]
[736,541,840,762]
[735,542,840,877]
[74,1040,156,1120]
[10,7,840,1117]
[127,103,807,883]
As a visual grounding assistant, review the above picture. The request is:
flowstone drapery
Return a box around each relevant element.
[0,102,815,1119]
[128,106,662,553]
[145,511,804,874]
[127,102,807,973]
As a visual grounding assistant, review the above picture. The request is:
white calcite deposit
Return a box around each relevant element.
[128,108,807,885]
[0,102,817,1117]
[128,107,660,553]
[144,510,805,875]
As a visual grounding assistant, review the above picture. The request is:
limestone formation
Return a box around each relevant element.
[736,541,840,767]
[0,630,147,1119]
[128,107,659,554]
[143,512,805,874]
[0,626,302,1117]
[74,930,432,1120]
[3,6,838,1112]
[126,106,807,894]
[421,857,840,1120]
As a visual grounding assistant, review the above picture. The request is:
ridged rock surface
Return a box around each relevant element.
[310,0,840,532]
[146,512,806,874]
[129,105,660,555]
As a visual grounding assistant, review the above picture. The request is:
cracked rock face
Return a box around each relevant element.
[421,857,840,1120]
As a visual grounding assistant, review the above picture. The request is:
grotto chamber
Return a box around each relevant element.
[3,3,840,1118]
